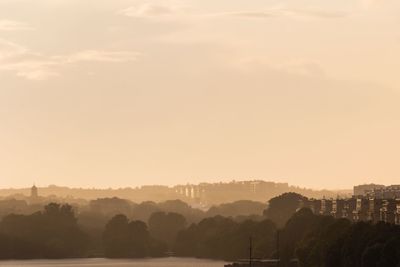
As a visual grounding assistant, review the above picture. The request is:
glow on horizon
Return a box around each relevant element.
[1,0,400,189]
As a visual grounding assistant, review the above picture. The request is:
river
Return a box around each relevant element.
[0,258,227,267]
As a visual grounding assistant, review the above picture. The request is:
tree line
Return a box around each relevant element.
[0,193,400,266]
[0,203,87,259]
[0,199,268,259]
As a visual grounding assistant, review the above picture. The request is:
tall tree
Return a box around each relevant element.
[264,192,308,227]
[148,212,186,248]
[103,214,160,258]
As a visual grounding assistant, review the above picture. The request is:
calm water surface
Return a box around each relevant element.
[0,258,227,267]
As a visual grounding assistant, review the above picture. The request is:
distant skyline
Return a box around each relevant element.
[0,179,387,191]
[1,0,400,189]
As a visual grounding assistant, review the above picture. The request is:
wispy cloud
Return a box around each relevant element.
[119,4,347,20]
[119,3,177,18]
[232,56,326,78]
[220,7,347,20]
[360,0,379,8]
[0,20,34,31]
[56,50,140,63]
[284,8,347,19]
[0,39,28,59]
[275,59,326,77]
[225,12,274,19]
[359,0,394,10]
[16,67,59,80]
[0,39,140,81]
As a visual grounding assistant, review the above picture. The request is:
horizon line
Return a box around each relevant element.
[0,179,368,192]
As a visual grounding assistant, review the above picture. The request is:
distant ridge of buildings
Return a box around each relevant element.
[0,180,351,205]
[354,183,400,199]
[304,197,400,225]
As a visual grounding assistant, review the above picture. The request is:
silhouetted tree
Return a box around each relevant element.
[297,217,351,267]
[103,214,166,258]
[378,236,400,267]
[207,200,266,218]
[148,212,186,248]
[264,192,307,227]
[0,203,87,259]
[77,211,111,256]
[103,214,131,257]
[103,214,149,258]
[89,198,133,217]
[293,215,400,267]
[174,215,276,261]
[131,201,160,222]
[277,208,319,266]
[158,200,204,224]
[362,243,384,267]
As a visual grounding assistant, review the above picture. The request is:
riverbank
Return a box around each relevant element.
[0,257,227,267]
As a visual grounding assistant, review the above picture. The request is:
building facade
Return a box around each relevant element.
[303,197,400,225]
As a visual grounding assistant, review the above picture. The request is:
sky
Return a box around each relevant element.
[0,0,400,189]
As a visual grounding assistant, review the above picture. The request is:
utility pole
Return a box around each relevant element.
[276,230,280,267]
[249,236,253,267]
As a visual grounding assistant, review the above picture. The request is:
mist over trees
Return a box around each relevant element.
[0,203,87,259]
[0,193,400,266]
[284,208,400,267]
[206,200,266,218]
[174,216,276,260]
[0,198,270,259]
[103,214,165,258]
[0,182,351,206]
[263,192,307,227]
[148,212,186,247]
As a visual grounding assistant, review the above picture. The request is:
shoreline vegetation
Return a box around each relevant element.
[0,193,400,266]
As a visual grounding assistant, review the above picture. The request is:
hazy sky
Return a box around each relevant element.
[1,0,400,189]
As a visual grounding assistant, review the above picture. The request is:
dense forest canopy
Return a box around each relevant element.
[0,193,400,267]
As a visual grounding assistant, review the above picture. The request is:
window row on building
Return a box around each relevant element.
[303,198,400,225]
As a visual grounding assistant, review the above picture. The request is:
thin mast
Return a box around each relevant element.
[276,230,280,267]
[249,236,252,267]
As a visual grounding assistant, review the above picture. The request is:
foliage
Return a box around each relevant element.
[148,211,186,248]
[296,215,400,267]
[103,214,166,258]
[0,203,88,259]
[174,216,276,261]
[264,192,308,227]
[2,195,400,266]
[206,200,266,218]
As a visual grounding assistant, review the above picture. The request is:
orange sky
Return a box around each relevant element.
[1,0,400,189]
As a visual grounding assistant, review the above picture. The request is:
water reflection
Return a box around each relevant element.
[0,258,226,267]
